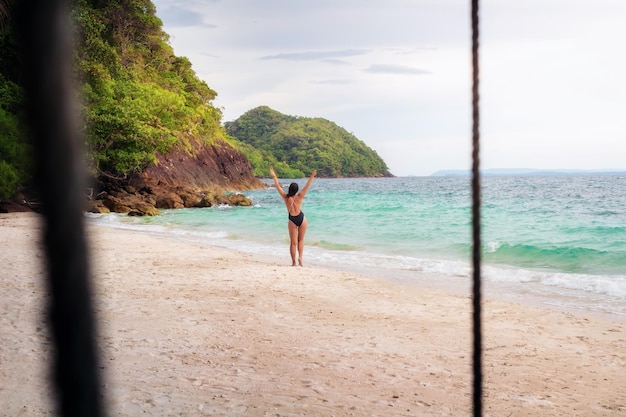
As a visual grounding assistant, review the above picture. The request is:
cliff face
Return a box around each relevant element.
[86,141,266,216]
[132,140,265,191]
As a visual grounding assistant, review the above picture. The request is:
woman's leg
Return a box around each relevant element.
[288,221,298,266]
[297,218,308,266]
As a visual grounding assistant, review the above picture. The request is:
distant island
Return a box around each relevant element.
[431,168,626,177]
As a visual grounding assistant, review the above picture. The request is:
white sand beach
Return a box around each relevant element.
[1,212,625,416]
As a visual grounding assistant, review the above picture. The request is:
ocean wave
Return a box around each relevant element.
[85,213,230,239]
[314,240,363,251]
[562,224,626,236]
[309,247,626,300]
[483,242,626,275]
[484,265,626,296]
[592,210,621,216]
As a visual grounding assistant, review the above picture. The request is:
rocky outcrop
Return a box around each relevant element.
[0,200,34,213]
[1,140,266,215]
[134,140,264,191]
[0,189,42,213]
[85,140,266,216]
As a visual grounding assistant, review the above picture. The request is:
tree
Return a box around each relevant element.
[0,26,31,199]
[71,0,228,176]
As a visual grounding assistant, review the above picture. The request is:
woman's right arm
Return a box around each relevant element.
[269,168,286,198]
[299,169,317,197]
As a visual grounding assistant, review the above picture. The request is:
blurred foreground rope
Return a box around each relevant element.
[17,1,104,416]
[470,0,483,416]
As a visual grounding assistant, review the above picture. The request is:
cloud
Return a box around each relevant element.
[386,46,438,55]
[158,6,217,28]
[198,51,220,59]
[364,64,432,75]
[321,59,352,65]
[259,49,370,61]
[153,0,626,175]
[311,80,353,85]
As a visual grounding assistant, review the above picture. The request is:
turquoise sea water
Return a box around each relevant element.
[87,176,626,318]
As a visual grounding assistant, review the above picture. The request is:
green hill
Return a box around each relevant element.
[225,106,393,178]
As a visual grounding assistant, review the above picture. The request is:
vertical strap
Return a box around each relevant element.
[17,1,105,416]
[470,0,483,416]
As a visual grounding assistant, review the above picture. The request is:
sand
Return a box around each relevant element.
[1,212,625,416]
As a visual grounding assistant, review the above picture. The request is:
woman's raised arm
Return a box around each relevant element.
[299,169,317,198]
[269,168,286,198]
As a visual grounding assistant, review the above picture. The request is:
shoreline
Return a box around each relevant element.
[85,207,626,322]
[2,212,625,416]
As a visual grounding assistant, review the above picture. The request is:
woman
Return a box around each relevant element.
[270,168,317,266]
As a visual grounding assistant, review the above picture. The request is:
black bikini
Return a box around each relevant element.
[289,211,305,227]
[288,197,305,227]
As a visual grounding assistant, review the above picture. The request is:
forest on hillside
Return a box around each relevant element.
[226,106,392,178]
[0,0,231,199]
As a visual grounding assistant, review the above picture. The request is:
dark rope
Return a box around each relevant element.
[17,1,104,416]
[471,0,483,416]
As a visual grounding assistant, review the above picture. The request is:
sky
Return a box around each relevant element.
[151,0,626,176]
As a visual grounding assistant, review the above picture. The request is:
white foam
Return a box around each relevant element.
[482,265,626,297]
[486,240,502,253]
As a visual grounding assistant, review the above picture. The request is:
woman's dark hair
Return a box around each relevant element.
[287,182,299,197]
